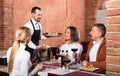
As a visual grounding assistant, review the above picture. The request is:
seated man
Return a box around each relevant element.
[82,23,106,69]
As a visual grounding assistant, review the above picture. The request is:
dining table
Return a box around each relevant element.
[35,45,106,76]
[37,60,106,76]
[33,44,106,76]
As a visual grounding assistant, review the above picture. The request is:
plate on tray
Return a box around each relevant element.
[43,32,62,37]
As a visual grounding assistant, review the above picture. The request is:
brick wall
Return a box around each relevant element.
[106,0,120,76]
[85,0,97,41]
[13,0,85,47]
[0,0,13,51]
[0,0,105,51]
[85,0,105,41]
[0,0,4,50]
[1,1,120,75]
[0,0,86,50]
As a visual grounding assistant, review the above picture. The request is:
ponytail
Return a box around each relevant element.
[8,40,20,73]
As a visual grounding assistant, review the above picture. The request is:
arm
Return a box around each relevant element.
[87,60,105,69]
[41,35,47,40]
[27,41,37,49]
[86,40,106,69]
[82,55,105,69]
[29,68,38,76]
[20,54,42,76]
[29,63,43,76]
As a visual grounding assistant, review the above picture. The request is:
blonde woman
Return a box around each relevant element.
[7,27,43,76]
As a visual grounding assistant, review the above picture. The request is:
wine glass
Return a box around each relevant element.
[63,59,71,71]
[71,48,78,63]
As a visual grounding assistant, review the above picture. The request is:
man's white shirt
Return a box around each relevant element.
[89,39,103,62]
[24,19,46,49]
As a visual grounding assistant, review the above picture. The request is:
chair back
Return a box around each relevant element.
[0,71,9,76]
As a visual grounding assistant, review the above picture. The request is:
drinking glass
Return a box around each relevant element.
[71,43,78,60]
[71,48,78,63]
[63,59,71,71]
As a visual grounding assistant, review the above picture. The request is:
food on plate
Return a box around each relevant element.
[38,44,50,49]
[83,65,97,71]
[48,32,58,36]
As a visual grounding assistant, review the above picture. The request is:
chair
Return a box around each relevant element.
[0,71,9,76]
[80,41,89,61]
[81,41,89,54]
[0,51,7,66]
[48,47,59,60]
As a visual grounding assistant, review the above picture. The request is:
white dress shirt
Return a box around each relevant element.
[24,19,46,49]
[60,42,83,62]
[89,39,103,62]
[7,43,38,76]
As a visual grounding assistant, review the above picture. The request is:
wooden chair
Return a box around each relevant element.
[80,41,89,61]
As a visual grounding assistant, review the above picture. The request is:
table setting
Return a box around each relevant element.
[37,53,105,76]
[31,42,105,76]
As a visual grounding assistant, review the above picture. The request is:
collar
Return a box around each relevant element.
[19,43,26,50]
[93,38,104,44]
[31,18,39,25]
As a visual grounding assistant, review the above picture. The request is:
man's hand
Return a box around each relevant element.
[82,60,88,67]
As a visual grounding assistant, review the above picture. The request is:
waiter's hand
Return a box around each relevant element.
[35,45,44,51]
[35,47,41,51]
[35,46,47,52]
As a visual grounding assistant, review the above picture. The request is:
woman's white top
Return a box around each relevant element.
[60,42,83,62]
[7,43,37,76]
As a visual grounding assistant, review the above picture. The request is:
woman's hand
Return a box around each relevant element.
[36,63,43,71]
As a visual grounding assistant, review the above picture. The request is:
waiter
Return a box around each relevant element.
[24,6,46,58]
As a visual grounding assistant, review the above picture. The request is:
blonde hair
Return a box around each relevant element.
[8,27,31,73]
